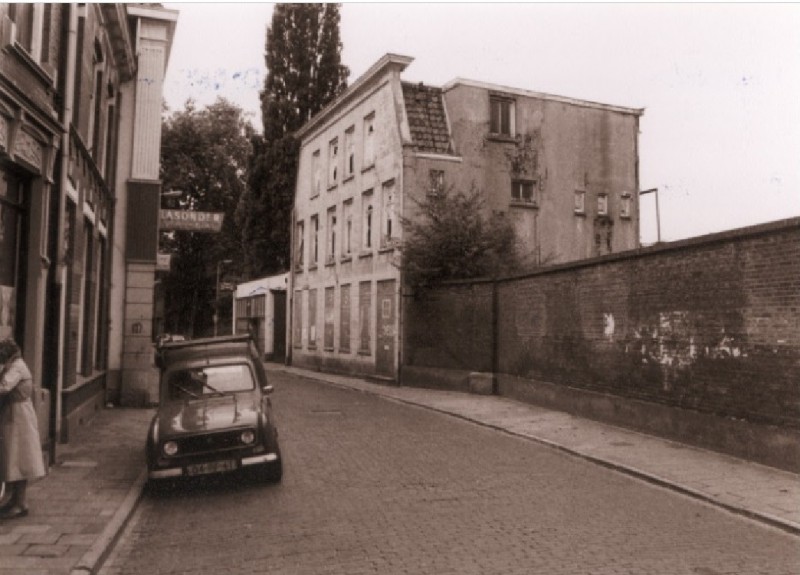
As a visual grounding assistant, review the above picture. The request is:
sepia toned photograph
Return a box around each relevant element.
[0,2,798,574]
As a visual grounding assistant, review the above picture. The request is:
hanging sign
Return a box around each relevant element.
[160,209,224,233]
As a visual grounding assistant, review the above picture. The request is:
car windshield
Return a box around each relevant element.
[166,364,255,400]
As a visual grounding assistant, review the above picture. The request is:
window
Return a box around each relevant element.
[310,214,319,266]
[381,179,397,247]
[326,207,337,264]
[574,190,586,214]
[363,113,376,168]
[358,281,371,354]
[362,190,374,250]
[597,193,608,216]
[620,192,632,219]
[95,235,107,369]
[80,220,96,375]
[324,287,335,350]
[308,288,317,348]
[342,199,353,257]
[91,69,104,161]
[0,171,25,341]
[311,150,321,197]
[295,221,305,268]
[339,284,351,353]
[429,169,445,196]
[293,290,303,348]
[345,126,355,178]
[8,4,44,59]
[490,96,515,136]
[328,138,339,188]
[511,180,536,205]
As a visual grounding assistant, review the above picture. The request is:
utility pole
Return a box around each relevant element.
[214,259,233,336]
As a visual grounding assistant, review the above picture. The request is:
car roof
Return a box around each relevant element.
[156,334,258,370]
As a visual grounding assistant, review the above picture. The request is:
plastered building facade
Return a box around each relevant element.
[290,54,643,381]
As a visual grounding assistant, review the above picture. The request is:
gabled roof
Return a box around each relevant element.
[295,53,413,141]
[401,82,454,155]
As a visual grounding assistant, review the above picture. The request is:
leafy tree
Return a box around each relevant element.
[160,98,255,337]
[400,186,525,291]
[238,3,348,278]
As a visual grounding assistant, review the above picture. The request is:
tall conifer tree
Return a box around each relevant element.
[238,3,348,277]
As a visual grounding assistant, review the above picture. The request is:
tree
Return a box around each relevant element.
[160,98,255,337]
[400,186,525,291]
[238,3,348,278]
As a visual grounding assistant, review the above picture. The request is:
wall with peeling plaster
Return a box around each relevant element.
[403,218,800,468]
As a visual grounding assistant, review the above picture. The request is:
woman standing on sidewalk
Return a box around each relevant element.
[0,337,45,519]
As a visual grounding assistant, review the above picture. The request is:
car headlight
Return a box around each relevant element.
[163,441,179,456]
[240,430,255,445]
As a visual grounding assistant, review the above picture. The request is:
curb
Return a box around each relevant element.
[70,468,148,575]
[293,370,800,538]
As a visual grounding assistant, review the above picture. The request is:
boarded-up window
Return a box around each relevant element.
[293,290,303,348]
[308,289,317,348]
[324,287,335,350]
[340,284,351,353]
[358,281,371,354]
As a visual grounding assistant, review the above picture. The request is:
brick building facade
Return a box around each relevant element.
[0,4,176,457]
[403,218,800,471]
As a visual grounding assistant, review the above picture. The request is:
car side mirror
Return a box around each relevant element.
[262,384,274,395]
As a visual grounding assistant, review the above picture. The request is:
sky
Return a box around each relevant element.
[161,2,800,245]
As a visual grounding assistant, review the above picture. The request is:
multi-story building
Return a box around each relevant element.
[0,3,176,456]
[289,54,643,381]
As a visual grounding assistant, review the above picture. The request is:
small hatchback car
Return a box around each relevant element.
[147,334,282,484]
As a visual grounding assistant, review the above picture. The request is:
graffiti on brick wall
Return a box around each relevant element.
[625,310,744,391]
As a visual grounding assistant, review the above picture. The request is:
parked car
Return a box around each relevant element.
[147,334,282,485]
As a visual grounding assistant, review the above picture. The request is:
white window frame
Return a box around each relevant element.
[345,126,355,179]
[620,192,632,219]
[342,199,353,258]
[328,138,339,188]
[363,113,376,168]
[381,179,397,247]
[490,95,515,137]
[574,190,586,215]
[310,214,319,266]
[597,193,608,216]
[362,189,374,251]
[326,207,337,264]
[311,150,321,197]
[511,179,537,206]
[429,169,445,196]
[295,220,305,268]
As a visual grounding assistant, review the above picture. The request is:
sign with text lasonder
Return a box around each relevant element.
[160,209,224,233]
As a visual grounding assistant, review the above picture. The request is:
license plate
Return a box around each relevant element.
[186,460,237,476]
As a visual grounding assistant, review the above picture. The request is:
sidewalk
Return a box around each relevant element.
[0,407,153,575]
[0,367,797,575]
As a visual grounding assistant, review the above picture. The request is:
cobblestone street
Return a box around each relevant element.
[100,372,799,575]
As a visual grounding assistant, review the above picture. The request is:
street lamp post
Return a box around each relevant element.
[640,188,661,244]
[214,259,233,336]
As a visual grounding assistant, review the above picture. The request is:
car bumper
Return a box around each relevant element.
[149,452,279,479]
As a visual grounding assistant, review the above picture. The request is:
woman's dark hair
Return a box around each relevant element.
[0,338,21,364]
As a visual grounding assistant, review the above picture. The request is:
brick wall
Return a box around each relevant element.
[403,218,800,430]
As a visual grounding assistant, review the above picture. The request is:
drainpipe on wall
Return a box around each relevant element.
[54,3,79,444]
[286,206,295,366]
[491,279,499,395]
